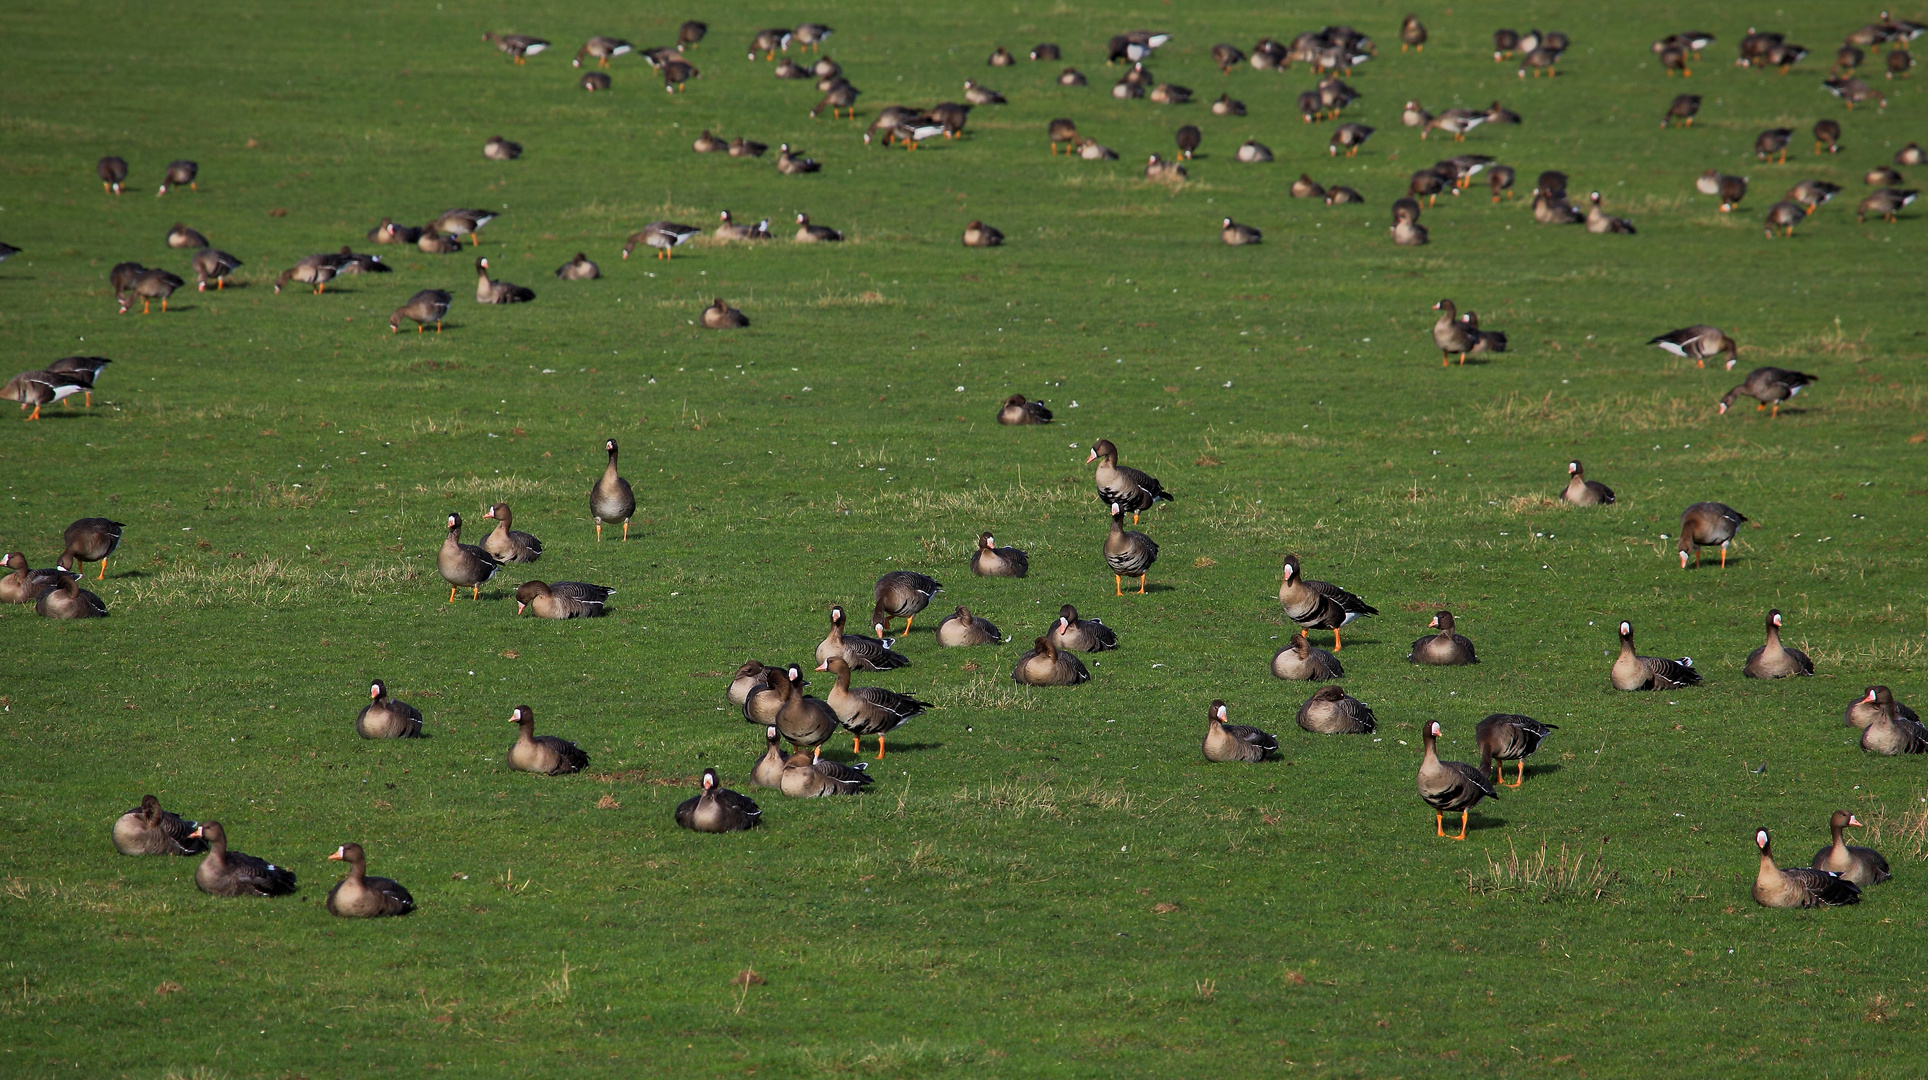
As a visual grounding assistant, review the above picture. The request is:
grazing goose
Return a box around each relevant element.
[555,252,600,280]
[678,769,764,829]
[794,212,842,242]
[438,512,500,601]
[514,580,613,619]
[1418,721,1498,839]
[1213,94,1246,116]
[971,533,1027,577]
[591,439,635,541]
[0,552,64,604]
[1813,811,1890,887]
[3,370,87,420]
[873,571,941,634]
[506,705,588,774]
[1586,192,1637,233]
[120,267,184,312]
[771,668,839,753]
[272,254,336,295]
[1858,187,1919,221]
[190,822,297,897]
[937,605,1001,647]
[1031,43,1061,61]
[693,130,726,152]
[1408,169,1448,207]
[1859,689,1928,754]
[1234,139,1274,164]
[483,135,523,161]
[1695,170,1749,212]
[1787,179,1842,210]
[727,137,769,159]
[474,258,534,304]
[817,656,930,758]
[1892,48,1917,78]
[157,160,197,195]
[35,570,107,618]
[1432,299,1476,365]
[1297,685,1376,734]
[574,36,632,68]
[1657,42,1691,76]
[61,518,123,578]
[867,116,946,150]
[962,220,1004,247]
[356,679,424,739]
[1329,124,1373,156]
[480,503,541,563]
[191,249,241,291]
[812,82,859,118]
[1719,367,1814,418]
[1424,109,1486,141]
[326,843,414,917]
[484,32,549,63]
[1104,503,1158,595]
[1013,635,1090,686]
[98,156,128,195]
[1278,554,1375,650]
[1483,166,1514,204]
[818,605,909,671]
[40,356,109,409]
[1047,119,1079,155]
[417,226,462,254]
[1493,29,1520,60]
[1400,15,1427,51]
[1754,829,1859,907]
[1744,610,1814,678]
[776,144,821,174]
[1476,714,1557,787]
[1664,94,1701,127]
[780,752,871,798]
[1409,611,1479,665]
[391,289,452,333]
[113,795,206,856]
[1145,155,1187,181]
[1562,460,1615,505]
[1292,174,1326,199]
[1326,186,1365,205]
[1846,686,1920,730]
[1208,42,1246,71]
[1648,325,1738,368]
[1814,119,1841,153]
[1273,630,1343,681]
[1679,501,1749,567]
[701,298,749,328]
[749,28,792,60]
[678,21,706,51]
[998,394,1052,424]
[1086,439,1172,521]
[1752,129,1793,165]
[1048,604,1115,652]
[1220,217,1261,245]
[1518,45,1562,78]
[1823,76,1886,109]
[750,726,786,788]
[165,223,208,250]
[743,664,808,725]
[623,221,700,260]
[433,208,496,246]
[110,261,145,298]
[715,210,771,241]
[1202,701,1276,763]
[1610,621,1701,690]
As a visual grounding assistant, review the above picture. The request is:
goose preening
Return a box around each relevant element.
[1409,611,1479,665]
[971,533,1027,577]
[1060,68,1089,86]
[98,155,128,194]
[479,503,542,563]
[1048,604,1115,652]
[1753,829,1859,907]
[817,656,930,758]
[165,223,208,250]
[818,605,909,671]
[1393,203,1430,247]
[873,571,941,634]
[1610,621,1701,690]
[1858,688,1928,754]
[574,36,632,68]
[1418,721,1498,839]
[474,257,535,303]
[113,795,206,856]
[936,605,1001,647]
[780,752,872,798]
[677,768,764,829]
[506,705,588,774]
[678,20,706,51]
[119,267,184,312]
[329,247,389,276]
[1272,630,1342,681]
[1562,460,1615,505]
[1743,610,1814,678]
[60,517,123,579]
[485,32,549,63]
[1476,714,1557,787]
[1845,686,1920,731]
[1278,553,1375,650]
[157,160,197,195]
[191,249,241,291]
[0,553,65,604]
[1086,439,1172,522]
[1012,635,1090,686]
[190,822,297,897]
[515,581,613,619]
[483,135,523,161]
[701,299,749,328]
[998,394,1051,424]
[1297,685,1375,734]
[1648,325,1738,368]
[1811,811,1891,888]
[438,512,500,601]
[35,570,107,619]
[1664,94,1701,127]
[592,438,635,541]
[326,843,415,917]
[1678,501,1749,568]
[433,208,497,246]
[1202,701,1276,763]
[272,254,337,295]
[1104,502,1158,595]
[555,252,600,279]
[356,679,424,739]
[391,289,452,333]
[1221,217,1261,245]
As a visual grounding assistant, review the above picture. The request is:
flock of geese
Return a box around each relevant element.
[9,13,1919,916]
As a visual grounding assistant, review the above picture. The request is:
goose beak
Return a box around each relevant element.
[1849,815,1864,827]
[328,847,345,861]
[814,661,828,671]
[187,826,204,839]
[1084,449,1097,463]
[516,601,527,616]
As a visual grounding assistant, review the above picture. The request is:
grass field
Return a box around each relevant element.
[4,0,1928,1075]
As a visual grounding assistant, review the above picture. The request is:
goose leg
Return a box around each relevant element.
[1720,544,1728,568]
[596,521,604,541]
[1332,627,1344,651]
[622,519,630,541]
[1454,811,1470,840]
[448,586,458,602]
[853,735,862,756]
[1513,759,1526,787]
[472,585,480,600]
[26,404,40,421]
[1115,574,1123,597]
[905,615,916,634]
[1137,574,1147,594]
[876,735,886,760]
[98,559,107,580]
[1436,811,1446,837]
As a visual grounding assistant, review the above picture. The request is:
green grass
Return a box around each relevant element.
[4,0,1928,1075]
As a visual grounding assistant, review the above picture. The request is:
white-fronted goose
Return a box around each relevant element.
[962,79,1005,106]
[730,661,778,708]
[679,768,764,829]
[1493,29,1520,60]
[370,219,423,244]
[659,57,698,91]
[1393,216,1430,246]
[591,438,635,541]
[1409,611,1479,665]
[1248,37,1287,69]
[678,21,706,50]
[1104,503,1158,596]
[1664,94,1701,127]
[1901,143,1927,166]
[1679,500,1749,569]
[1149,83,1191,104]
[474,257,534,304]
[1823,76,1886,109]
[998,394,1051,424]
[191,822,297,897]
[1648,325,1737,368]
[1518,45,1562,78]
[774,59,810,78]
[1408,168,1449,207]
[484,32,549,63]
[1203,701,1276,763]
[1786,179,1842,210]
[775,144,820,174]
[1858,187,1919,221]
[433,208,496,246]
[61,518,122,579]
[1234,139,1274,163]
[191,249,241,291]
[1657,41,1691,76]
[329,247,389,277]
[575,36,632,67]
[1432,299,1476,365]
[36,570,107,618]
[1220,217,1261,245]
[1763,199,1806,238]
[391,289,451,333]
[37,356,108,409]
[325,843,414,917]
[622,223,699,261]
[749,28,792,59]
[1424,109,1486,141]
[506,705,587,774]
[1482,165,1515,202]
[1846,686,1920,731]
[794,213,842,242]
[417,226,461,254]
[1086,439,1172,522]
[1402,100,1434,128]
[1013,635,1090,686]
[1047,119,1079,155]
[1744,610,1813,678]
[1048,604,1115,653]
[1754,829,1859,907]
[1078,138,1119,160]
[1532,186,1584,225]
[438,512,500,601]
[874,571,941,634]
[1562,460,1615,505]
[817,656,929,758]
[5,368,85,420]
[1811,119,1842,154]
[1032,43,1061,61]
[357,679,424,739]
[1749,129,1789,164]
[272,254,336,295]
[1465,313,1510,354]
[751,726,786,788]
[1329,124,1373,157]
[744,664,807,724]
[1418,721,1497,839]
[157,160,197,195]
[120,267,184,312]
[1476,714,1556,787]
[725,137,769,159]
[1860,688,1928,754]
[483,135,523,161]
[1291,174,1325,199]
[1891,48,1917,77]
[1297,685,1375,734]
[1401,15,1427,51]
[1060,67,1089,86]
[579,71,611,91]
[1695,170,1748,212]
[1610,620,1701,690]
[0,552,64,604]
[1212,94,1245,116]
[98,156,128,195]
[1273,630,1342,681]
[986,45,1015,67]
[113,795,206,856]
[971,533,1027,577]
[693,130,726,152]
[1278,553,1375,650]
[1210,43,1244,71]
[818,605,909,671]
[1812,811,1891,887]
[166,223,208,250]
[770,667,839,753]
[963,221,1004,247]
[936,605,1000,647]
[716,210,771,241]
[701,298,749,328]
[1587,192,1637,233]
[556,252,600,280]
[480,502,542,563]
[515,581,613,619]
[780,752,871,797]
[1326,186,1365,206]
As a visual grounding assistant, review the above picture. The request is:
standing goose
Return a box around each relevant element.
[1763,200,1806,238]
[1753,829,1859,907]
[474,258,535,303]
[1049,604,1115,652]
[272,254,337,295]
[1695,170,1749,213]
[1678,501,1749,569]
[1277,553,1376,650]
[1648,325,1738,368]
[113,795,206,856]
[1210,43,1245,70]
[1815,119,1842,153]
[391,289,452,333]
[1048,119,1079,155]
[1085,439,1172,521]
[1493,28,1521,60]
[61,517,124,579]
[1418,721,1497,839]
[1202,701,1276,763]
[574,36,632,68]
[325,843,414,917]
[770,666,839,753]
[1476,714,1557,787]
[811,82,859,119]
[1174,126,1201,159]
[1786,179,1842,210]
[818,605,909,671]
[121,267,184,312]
[780,752,872,798]
[749,28,793,60]
[1400,15,1427,52]
[514,581,614,619]
[591,438,635,541]
[98,155,128,194]
[505,705,588,774]
[157,160,197,195]
[191,249,241,291]
[816,657,930,758]
[1409,611,1478,665]
[937,605,1001,647]
[166,223,209,249]
[1272,629,1343,681]
[678,768,764,829]
[793,23,831,52]
[35,570,107,618]
[963,221,1004,247]
[701,298,749,328]
[776,144,821,174]
[356,679,424,739]
[433,208,497,246]
[971,533,1028,577]
[0,552,65,605]
[484,32,549,63]
[32,356,109,410]
[1857,187,1919,222]
[555,252,600,280]
[1754,128,1793,163]
[1562,460,1615,505]
[438,512,500,601]
[1664,94,1702,127]
[1845,686,1920,731]
[1329,123,1373,156]
[998,394,1052,424]
[1812,811,1891,887]
[794,213,842,242]
[1432,299,1475,365]
[1297,685,1375,734]
[483,135,523,161]
[1744,610,1814,678]
[678,20,707,51]
[1424,109,1486,141]
[1221,217,1262,245]
[480,502,542,563]
[1860,689,1928,755]
[1012,635,1090,686]
[190,822,297,897]
[750,726,786,789]
[1610,621,1701,690]
[1104,503,1157,595]
[873,571,941,634]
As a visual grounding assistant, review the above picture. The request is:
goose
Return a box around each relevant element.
[438,512,500,601]
[1515,30,1543,56]
[574,36,632,68]
[622,221,700,259]
[60,518,123,578]
[988,45,1015,66]
[514,581,613,619]
[1812,811,1891,887]
[744,664,809,725]
[728,137,769,158]
[1212,94,1246,117]
[190,248,241,291]
[1104,502,1158,595]
[190,822,297,897]
[1459,311,1507,355]
[1823,76,1886,109]
[120,267,184,312]
[961,79,1005,106]
[0,552,64,604]
[1221,217,1261,245]
[1047,119,1079,155]
[1664,94,1701,127]
[1013,635,1090,686]
[873,571,941,634]
[701,298,749,328]
[3,370,87,420]
[1649,325,1738,368]
[1400,15,1427,52]
[1409,611,1479,665]
[1329,124,1373,156]
[157,160,197,195]
[1031,43,1061,61]
[369,218,423,244]
[1402,101,1434,128]
[1719,367,1815,418]
[483,135,523,161]
[1234,140,1274,163]
[165,223,208,250]
[38,355,110,410]
[998,394,1051,424]
[715,210,770,241]
[750,726,786,788]
[1846,686,1920,731]
[484,32,549,64]
[1481,166,1515,203]
[1418,721,1497,839]
[1476,714,1557,787]
[794,212,842,242]
[868,117,946,150]
[1292,174,1326,199]
[780,752,871,797]
[1493,29,1520,60]
[590,438,635,541]
[1695,170,1749,212]
[325,843,415,917]
[1786,179,1841,210]
[1838,44,1867,74]
[1408,169,1448,207]
[1077,138,1119,160]
[962,220,1004,247]
[1532,186,1585,224]
[1518,45,1562,78]
[1900,143,1928,166]
[1085,438,1172,521]
[474,258,534,303]
[1424,110,1486,141]
[818,605,909,671]
[474,502,541,564]
[417,226,461,254]
[1393,217,1430,246]
[271,255,335,296]
[98,155,128,195]
[433,208,496,246]
[1278,553,1376,650]
[1148,83,1191,105]
[937,606,1001,647]
[1744,610,1814,679]
[777,144,821,174]
[678,21,706,51]
[971,533,1028,577]
[1860,689,1928,754]
[391,289,452,333]
[693,130,726,153]
[1432,299,1476,365]
[678,769,764,829]
[1753,829,1859,907]
[555,252,600,280]
[729,661,780,708]
[1145,155,1186,182]
[1679,501,1749,568]
[794,22,832,51]
[1562,460,1615,505]
[1868,167,1906,186]
[329,246,389,276]
[817,657,930,758]
[1048,605,1115,652]
[1754,128,1793,163]
[1297,685,1375,735]
[1610,621,1701,690]
[1202,701,1276,763]
[1211,43,1245,71]
[505,705,588,774]
[811,82,859,119]
[1249,37,1287,70]
[1326,186,1365,205]
[356,679,423,739]
[1858,187,1920,221]
[1272,630,1343,682]
[35,570,107,618]
[1587,191,1637,233]
[771,667,839,753]
[1813,119,1841,153]
[113,795,206,856]
[1658,42,1691,76]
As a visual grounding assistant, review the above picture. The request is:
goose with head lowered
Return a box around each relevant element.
[1678,501,1748,567]
[1561,460,1614,505]
[3,369,88,421]
[515,581,613,619]
[1476,714,1556,788]
[157,160,197,195]
[1418,721,1498,839]
[1812,811,1890,887]
[873,571,942,635]
[818,605,909,671]
[1278,553,1375,650]
[190,822,297,897]
[113,795,207,856]
[98,156,128,194]
[437,512,500,601]
[971,532,1027,577]
[936,606,1000,647]
[272,254,336,296]
[1648,325,1737,368]
[574,36,632,68]
[1202,700,1276,763]
[677,768,763,830]
[1858,187,1919,222]
[701,298,749,328]
[1610,621,1700,690]
[391,290,451,334]
[60,517,123,579]
[484,32,549,63]
[729,661,780,708]
[35,570,107,619]
[506,705,588,774]
[1744,610,1813,678]
[191,249,241,291]
[356,679,423,739]
[433,208,497,246]
[0,552,64,605]
[816,656,930,758]
[1273,629,1342,681]
[121,267,184,312]
[1013,635,1089,686]
[326,843,414,917]
[1754,829,1859,907]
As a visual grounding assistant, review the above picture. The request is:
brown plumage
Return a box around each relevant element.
[1753,829,1859,908]
[391,289,452,333]
[1719,367,1815,418]
[1272,630,1343,681]
[61,517,123,579]
[1648,325,1738,368]
[751,726,787,789]
[743,664,808,725]
[1677,501,1749,568]
[1408,610,1479,665]
[356,679,424,739]
[1048,604,1115,652]
[112,795,206,856]
[971,532,1028,577]
[190,822,297,897]
[1845,686,1920,731]
[817,605,910,671]
[1277,553,1376,650]
[514,580,613,619]
[474,257,535,303]
[1418,721,1498,839]
[591,438,635,541]
[936,605,1001,647]
[556,252,600,279]
[1610,620,1701,690]
[165,223,208,250]
[873,571,942,634]
[98,155,128,195]
[0,552,64,605]
[479,502,542,563]
[437,512,500,601]
[817,656,930,757]
[1743,609,1813,678]
[272,254,336,295]
[677,768,763,829]
[730,661,779,708]
[1860,688,1928,755]
[326,843,415,917]
[1202,700,1277,763]
[505,705,588,774]
[1475,714,1556,787]
[1086,439,1172,522]
[780,752,871,798]
[1562,460,1615,505]
[191,248,241,291]
[1432,298,1475,365]
[1297,685,1375,734]
[963,221,1004,247]
[1811,811,1890,887]
[1104,503,1157,595]
[998,394,1052,424]
[120,267,184,313]
[34,570,107,619]
[702,298,749,328]
[158,160,197,195]
[770,669,839,753]
[1013,635,1090,686]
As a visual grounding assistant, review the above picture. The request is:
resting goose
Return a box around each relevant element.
[750,726,786,788]
[776,144,821,174]
[574,36,632,68]
[1744,610,1813,678]
[1753,829,1859,907]
[1326,185,1365,205]
[506,705,588,774]
[1272,630,1342,681]
[1610,620,1701,690]
[474,257,535,303]
[1900,143,1928,166]
[1812,811,1891,887]
[1845,686,1920,731]
[157,160,197,195]
[937,606,1001,647]
[555,252,600,280]
[1234,139,1274,163]
[1211,43,1245,70]
[1476,714,1557,787]
[1532,186,1584,225]
[98,155,128,195]
[191,822,297,897]
[438,512,500,601]
[477,503,542,563]
[1648,325,1737,368]
[515,580,613,619]
[1278,553,1375,650]
[391,289,451,334]
[998,394,1051,424]
[356,679,424,739]
[818,605,909,670]
[1393,215,1430,246]
[677,768,763,830]
[817,657,930,758]
[1104,503,1158,595]
[0,553,64,604]
[1292,174,1326,199]
[743,664,808,725]
[693,130,726,152]
[165,223,208,250]
[971,533,1027,577]
[794,213,842,242]
[113,795,206,856]
[1221,217,1261,245]
[1719,367,1814,418]
[1417,721,1497,839]
[963,221,1004,247]
[1860,689,1928,754]
[1060,68,1089,86]
[35,570,107,618]
[190,248,241,291]
[325,843,414,917]
[1409,610,1478,665]
[1562,460,1615,505]
[1032,43,1061,61]
[369,219,423,244]
[729,661,779,708]
[1212,94,1245,116]
[1678,501,1749,567]
[1013,635,1090,686]
[417,226,461,254]
[1077,138,1119,160]
[1297,685,1375,734]
[1203,701,1276,763]
[1586,192,1637,233]
[623,221,700,259]
[484,32,549,64]
[780,752,871,797]
[1146,155,1187,181]
[873,571,942,634]
[483,135,523,161]
[715,210,771,241]
[1086,439,1172,522]
[1047,605,1115,653]
[728,137,768,158]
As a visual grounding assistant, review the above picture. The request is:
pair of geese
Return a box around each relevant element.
[1645,326,1819,416]
[96,156,196,196]
[356,684,597,776]
[1,517,123,618]
[3,356,111,420]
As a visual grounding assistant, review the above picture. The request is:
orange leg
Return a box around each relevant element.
[1115,574,1124,597]
[876,734,886,760]
[26,404,41,421]
[448,586,458,602]
[142,299,152,314]
[1137,574,1147,595]
[1720,545,1728,568]
[1442,353,1450,367]
[596,521,604,541]
[622,519,630,541]
[471,233,480,246]
[97,559,107,581]
[904,615,916,634]
[1771,402,1780,418]
[853,735,863,756]
[1454,811,1470,840]
[1436,811,1446,837]
[1333,627,1344,651]
[472,584,480,600]
[436,320,443,333]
